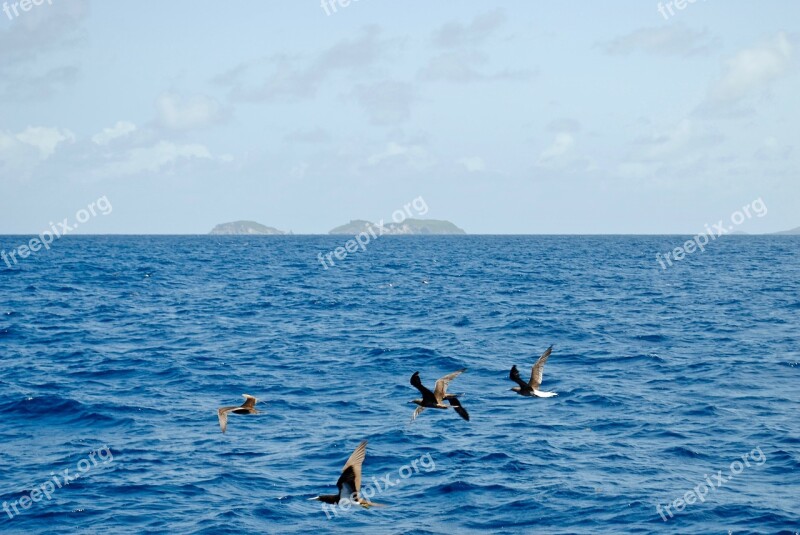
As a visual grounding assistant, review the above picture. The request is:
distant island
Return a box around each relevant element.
[208,218,464,235]
[329,218,466,235]
[209,221,285,235]
[685,226,800,236]
[205,220,797,235]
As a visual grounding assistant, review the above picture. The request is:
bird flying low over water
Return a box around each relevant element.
[217,394,260,433]
[309,440,382,508]
[509,346,558,397]
[410,369,470,421]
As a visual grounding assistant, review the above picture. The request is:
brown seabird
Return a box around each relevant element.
[410,369,470,421]
[217,394,260,433]
[309,440,382,508]
[509,345,558,397]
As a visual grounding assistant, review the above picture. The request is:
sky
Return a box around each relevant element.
[0,0,798,234]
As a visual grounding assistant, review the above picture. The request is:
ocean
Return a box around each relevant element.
[1,235,798,534]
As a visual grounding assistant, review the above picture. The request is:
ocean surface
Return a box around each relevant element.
[1,235,798,534]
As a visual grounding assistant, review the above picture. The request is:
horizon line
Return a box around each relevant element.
[1,233,797,237]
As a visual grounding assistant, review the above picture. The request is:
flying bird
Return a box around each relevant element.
[309,440,382,508]
[509,345,558,397]
[217,394,260,433]
[410,369,470,421]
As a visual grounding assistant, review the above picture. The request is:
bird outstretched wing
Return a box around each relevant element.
[241,394,257,409]
[509,365,529,389]
[410,372,437,404]
[217,407,234,433]
[433,368,466,402]
[446,396,470,421]
[529,346,553,389]
[336,440,367,500]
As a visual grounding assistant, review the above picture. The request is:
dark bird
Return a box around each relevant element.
[410,369,470,421]
[309,440,382,508]
[217,394,260,433]
[509,346,557,397]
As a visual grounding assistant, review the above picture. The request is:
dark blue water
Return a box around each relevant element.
[1,236,798,534]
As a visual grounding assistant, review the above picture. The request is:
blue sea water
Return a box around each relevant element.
[0,235,798,534]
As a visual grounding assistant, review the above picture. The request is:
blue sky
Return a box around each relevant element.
[1,0,798,233]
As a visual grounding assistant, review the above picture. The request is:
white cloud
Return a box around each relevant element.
[600,25,715,57]
[535,132,597,173]
[0,132,15,152]
[215,26,396,103]
[351,80,417,125]
[640,119,694,159]
[457,156,485,172]
[711,32,793,102]
[0,126,74,180]
[367,142,413,164]
[0,131,24,156]
[418,50,533,83]
[636,119,723,160]
[755,136,793,161]
[616,162,652,180]
[366,142,434,169]
[97,141,221,177]
[421,11,531,85]
[615,119,724,180]
[156,92,226,130]
[284,128,330,144]
[547,118,581,134]
[14,126,75,158]
[538,132,574,163]
[432,9,506,48]
[0,0,89,101]
[0,131,33,173]
[290,162,309,178]
[92,121,137,145]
